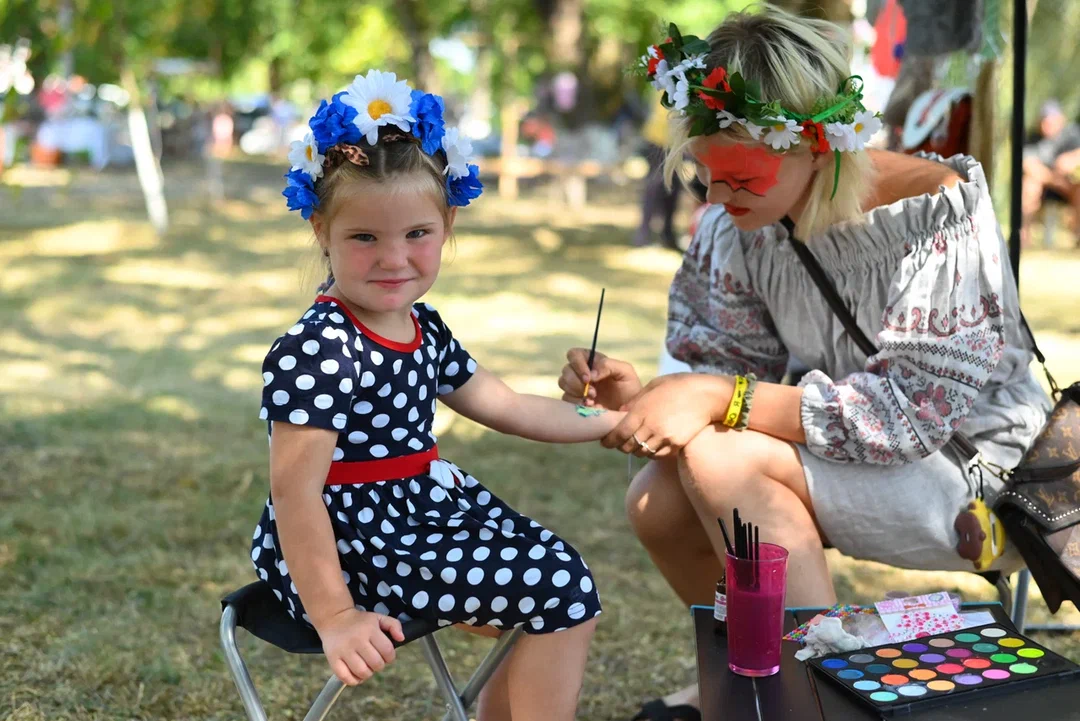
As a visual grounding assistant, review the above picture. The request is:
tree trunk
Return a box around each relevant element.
[122,69,169,236]
[395,0,440,93]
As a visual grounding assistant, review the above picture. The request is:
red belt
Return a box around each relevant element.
[325,446,439,485]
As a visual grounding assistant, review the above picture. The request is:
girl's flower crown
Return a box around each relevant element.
[283,69,483,219]
[640,23,882,197]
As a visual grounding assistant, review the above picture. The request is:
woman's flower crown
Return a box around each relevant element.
[283,69,483,219]
[640,24,882,195]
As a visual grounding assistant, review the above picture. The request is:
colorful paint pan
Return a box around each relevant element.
[809,622,1080,714]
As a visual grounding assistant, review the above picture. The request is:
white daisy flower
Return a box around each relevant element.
[851,110,882,150]
[763,118,802,151]
[825,122,857,152]
[441,127,473,180]
[671,78,691,112]
[716,110,740,129]
[649,59,674,95]
[647,45,660,59]
[743,120,765,141]
[340,69,416,145]
[287,132,324,179]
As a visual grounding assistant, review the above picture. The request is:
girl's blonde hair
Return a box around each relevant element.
[664,4,874,239]
[308,131,453,290]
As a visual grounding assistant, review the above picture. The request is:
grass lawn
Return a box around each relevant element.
[2,160,1078,720]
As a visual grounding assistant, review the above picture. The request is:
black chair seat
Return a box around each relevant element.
[222,581,440,654]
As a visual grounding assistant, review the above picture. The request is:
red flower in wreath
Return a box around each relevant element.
[801,121,830,154]
[646,45,664,76]
[698,66,731,110]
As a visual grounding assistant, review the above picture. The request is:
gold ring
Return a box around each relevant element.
[632,433,655,454]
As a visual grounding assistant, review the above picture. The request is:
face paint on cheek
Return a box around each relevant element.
[697,143,783,197]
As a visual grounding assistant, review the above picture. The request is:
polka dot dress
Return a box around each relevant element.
[251,296,601,634]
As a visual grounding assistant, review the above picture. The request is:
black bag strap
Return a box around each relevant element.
[780,216,983,462]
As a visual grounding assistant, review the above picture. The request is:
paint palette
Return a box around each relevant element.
[809,623,1080,716]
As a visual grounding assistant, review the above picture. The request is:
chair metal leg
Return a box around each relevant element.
[301,676,346,721]
[993,573,1014,619]
[440,627,525,721]
[420,634,470,721]
[220,605,270,721]
[1013,569,1031,632]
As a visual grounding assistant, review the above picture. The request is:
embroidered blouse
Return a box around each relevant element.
[667,154,1051,466]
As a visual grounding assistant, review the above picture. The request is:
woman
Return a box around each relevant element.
[558,7,1051,720]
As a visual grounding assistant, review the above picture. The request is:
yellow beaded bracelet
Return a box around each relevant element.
[734,374,758,430]
[723,375,749,428]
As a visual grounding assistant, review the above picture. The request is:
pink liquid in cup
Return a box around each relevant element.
[725,543,789,677]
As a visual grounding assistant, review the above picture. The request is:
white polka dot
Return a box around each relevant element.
[540,530,553,542]
[372,414,390,428]
[286,408,308,424]
[338,378,353,393]
[377,581,392,597]
[314,394,334,410]
[478,528,494,541]
[413,349,424,363]
[396,562,412,577]
[294,374,315,391]
[370,350,384,366]
[500,548,518,561]
[374,602,390,615]
[568,602,586,620]
[488,507,503,519]
[527,545,546,561]
[445,361,460,377]
[426,364,435,379]
[476,491,491,506]
[287,324,304,335]
[556,552,572,562]
[519,597,535,613]
[544,598,560,610]
[320,359,339,375]
[523,568,542,586]
[412,591,429,609]
[380,520,394,534]
[428,346,438,360]
[416,386,427,402]
[406,370,418,386]
[408,407,420,422]
[262,371,274,386]
[501,519,515,534]
[370,444,388,458]
[328,312,344,323]
[530,617,545,631]
[419,567,433,580]
[354,362,361,376]
[348,431,368,444]
[341,344,351,358]
[392,392,408,409]
[391,358,402,373]
[278,355,296,371]
[466,358,477,373]
[332,447,344,461]
[420,551,436,561]
[467,568,484,584]
[552,570,571,587]
[342,492,352,507]
[400,532,416,545]
[349,539,365,555]
[438,594,455,612]
[358,508,374,523]
[302,340,320,355]
[438,384,454,395]
[259,407,268,420]
[360,372,375,388]
[408,438,425,451]
[473,547,491,561]
[272,390,290,406]
[321,327,338,341]
[491,596,508,613]
[391,427,408,441]
[580,576,593,593]
[250,546,261,561]
[447,548,463,562]
[354,400,373,414]
[438,566,458,584]
[377,383,392,398]
[494,568,513,585]
[372,555,388,568]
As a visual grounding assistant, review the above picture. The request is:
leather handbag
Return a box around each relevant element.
[782,217,1080,612]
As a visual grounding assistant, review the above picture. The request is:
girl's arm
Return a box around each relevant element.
[440,365,626,442]
[269,423,355,628]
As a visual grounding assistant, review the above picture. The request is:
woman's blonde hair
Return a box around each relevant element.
[664,4,874,238]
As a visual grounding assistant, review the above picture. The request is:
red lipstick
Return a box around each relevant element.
[724,204,751,217]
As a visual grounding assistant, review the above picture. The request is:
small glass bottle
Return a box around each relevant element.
[713,572,727,636]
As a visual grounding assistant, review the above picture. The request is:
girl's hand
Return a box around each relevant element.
[316,608,405,686]
[558,348,642,410]
[603,373,731,458]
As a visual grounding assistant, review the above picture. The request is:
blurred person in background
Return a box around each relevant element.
[1022,100,1080,247]
[634,95,684,249]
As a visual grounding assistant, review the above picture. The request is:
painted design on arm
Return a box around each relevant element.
[575,405,607,417]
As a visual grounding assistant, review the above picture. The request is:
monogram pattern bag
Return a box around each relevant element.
[783,218,1080,613]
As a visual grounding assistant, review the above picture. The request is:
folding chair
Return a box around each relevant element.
[220,581,524,721]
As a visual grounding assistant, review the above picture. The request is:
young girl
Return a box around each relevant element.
[251,69,621,721]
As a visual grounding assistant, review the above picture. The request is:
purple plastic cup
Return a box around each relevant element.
[725,543,789,677]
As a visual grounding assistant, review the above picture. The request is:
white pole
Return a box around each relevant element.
[124,70,168,235]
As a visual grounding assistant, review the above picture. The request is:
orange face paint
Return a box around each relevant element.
[696,143,783,197]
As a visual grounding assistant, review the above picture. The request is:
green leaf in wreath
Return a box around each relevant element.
[683,38,711,55]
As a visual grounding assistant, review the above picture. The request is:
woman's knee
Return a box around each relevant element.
[624,458,695,547]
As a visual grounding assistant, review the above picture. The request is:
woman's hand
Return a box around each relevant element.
[558,348,642,410]
[604,373,732,458]
[316,608,405,686]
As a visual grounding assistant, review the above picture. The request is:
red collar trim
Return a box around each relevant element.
[315,295,423,352]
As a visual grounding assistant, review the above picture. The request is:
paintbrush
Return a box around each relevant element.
[581,288,606,403]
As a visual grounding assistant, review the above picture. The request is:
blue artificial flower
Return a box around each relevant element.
[308,92,360,152]
[446,163,483,207]
[409,89,446,156]
[283,168,319,219]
